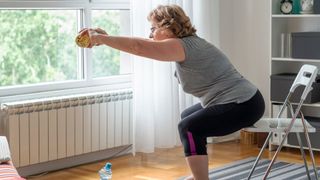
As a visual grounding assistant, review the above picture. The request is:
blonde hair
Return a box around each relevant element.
[147,4,196,38]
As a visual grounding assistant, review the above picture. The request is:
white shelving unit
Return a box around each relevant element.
[272,57,320,63]
[272,14,320,18]
[269,0,320,151]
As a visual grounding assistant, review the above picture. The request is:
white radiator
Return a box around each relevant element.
[0,90,133,168]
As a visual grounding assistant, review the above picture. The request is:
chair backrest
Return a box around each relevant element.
[289,64,318,101]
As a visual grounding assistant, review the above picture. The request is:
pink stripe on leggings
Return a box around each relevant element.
[187,131,197,155]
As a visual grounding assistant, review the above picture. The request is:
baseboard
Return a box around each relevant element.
[17,145,132,177]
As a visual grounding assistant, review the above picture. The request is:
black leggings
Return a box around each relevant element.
[178,90,265,157]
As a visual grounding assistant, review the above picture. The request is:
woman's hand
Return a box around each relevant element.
[87,28,108,48]
[93,28,108,35]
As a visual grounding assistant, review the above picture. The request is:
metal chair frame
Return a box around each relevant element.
[247,64,319,180]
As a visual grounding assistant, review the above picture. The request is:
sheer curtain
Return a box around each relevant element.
[131,0,219,153]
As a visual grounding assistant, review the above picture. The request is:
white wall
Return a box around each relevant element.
[219,0,271,115]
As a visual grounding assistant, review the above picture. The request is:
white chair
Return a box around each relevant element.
[244,64,319,180]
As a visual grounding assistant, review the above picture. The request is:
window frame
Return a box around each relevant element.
[0,0,132,99]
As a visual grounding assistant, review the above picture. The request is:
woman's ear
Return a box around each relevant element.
[164,29,175,38]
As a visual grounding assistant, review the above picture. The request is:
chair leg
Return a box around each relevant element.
[262,112,301,180]
[291,106,312,180]
[263,105,319,180]
[247,132,272,180]
[262,129,291,180]
[248,97,291,180]
[301,118,319,180]
[296,132,311,180]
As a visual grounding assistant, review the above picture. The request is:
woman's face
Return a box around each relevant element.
[149,21,176,40]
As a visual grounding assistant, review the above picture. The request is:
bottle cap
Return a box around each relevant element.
[105,162,112,170]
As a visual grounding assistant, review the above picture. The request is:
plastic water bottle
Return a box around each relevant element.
[99,162,112,180]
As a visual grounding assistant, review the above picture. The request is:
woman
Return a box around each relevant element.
[85,4,265,180]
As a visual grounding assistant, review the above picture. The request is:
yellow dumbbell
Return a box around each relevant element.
[75,29,91,48]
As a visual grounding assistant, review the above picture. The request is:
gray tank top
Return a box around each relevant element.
[175,36,257,107]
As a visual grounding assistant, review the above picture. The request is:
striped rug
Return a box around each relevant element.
[180,157,320,180]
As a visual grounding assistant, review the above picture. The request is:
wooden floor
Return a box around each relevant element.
[27,140,319,180]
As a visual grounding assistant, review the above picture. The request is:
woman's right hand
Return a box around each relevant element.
[87,28,108,48]
[93,28,108,35]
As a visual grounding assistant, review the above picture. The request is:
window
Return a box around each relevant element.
[0,0,132,98]
[0,10,79,86]
[92,10,132,78]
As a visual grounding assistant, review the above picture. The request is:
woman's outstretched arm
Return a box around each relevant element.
[89,32,185,62]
